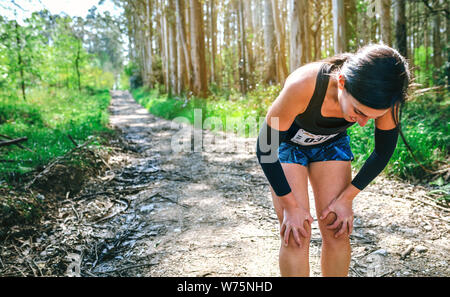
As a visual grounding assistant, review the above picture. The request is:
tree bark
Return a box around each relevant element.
[175,0,190,93]
[0,137,28,148]
[75,37,81,91]
[310,0,323,60]
[145,0,154,88]
[189,0,208,97]
[168,0,178,95]
[379,0,392,46]
[394,0,407,58]
[271,0,288,83]
[14,21,26,101]
[332,0,346,54]
[161,1,170,93]
[237,0,247,94]
[210,0,217,85]
[344,0,357,51]
[264,0,277,84]
[243,0,255,90]
[432,0,443,78]
[289,0,310,71]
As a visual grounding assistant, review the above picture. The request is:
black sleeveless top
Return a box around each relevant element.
[284,63,355,148]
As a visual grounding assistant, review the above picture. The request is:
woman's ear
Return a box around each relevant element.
[338,74,345,90]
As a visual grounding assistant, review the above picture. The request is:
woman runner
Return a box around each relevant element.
[256,44,410,276]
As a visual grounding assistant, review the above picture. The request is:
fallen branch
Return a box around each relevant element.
[404,195,450,212]
[0,159,33,163]
[67,134,78,147]
[0,137,28,148]
[93,198,130,223]
[414,85,445,95]
[0,134,34,153]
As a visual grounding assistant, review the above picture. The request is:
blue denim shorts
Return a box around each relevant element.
[278,135,354,166]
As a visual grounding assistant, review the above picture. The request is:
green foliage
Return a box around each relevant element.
[0,88,111,182]
[348,92,449,182]
[0,11,121,96]
[413,46,434,87]
[132,84,281,138]
[0,101,42,126]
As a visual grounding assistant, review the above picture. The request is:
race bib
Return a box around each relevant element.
[290,128,338,146]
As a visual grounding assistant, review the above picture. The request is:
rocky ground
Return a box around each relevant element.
[0,90,448,277]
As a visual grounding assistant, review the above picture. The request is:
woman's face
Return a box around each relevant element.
[337,74,389,127]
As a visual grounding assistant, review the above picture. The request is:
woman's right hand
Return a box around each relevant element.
[279,198,314,248]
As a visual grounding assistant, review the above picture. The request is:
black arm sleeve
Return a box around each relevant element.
[256,119,292,197]
[351,126,399,191]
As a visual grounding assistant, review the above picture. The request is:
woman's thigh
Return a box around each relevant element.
[307,161,352,228]
[270,163,310,225]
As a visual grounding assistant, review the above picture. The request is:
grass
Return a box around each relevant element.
[0,87,112,183]
[347,93,449,181]
[0,87,112,229]
[132,84,280,138]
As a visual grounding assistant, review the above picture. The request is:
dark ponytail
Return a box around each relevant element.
[321,52,354,69]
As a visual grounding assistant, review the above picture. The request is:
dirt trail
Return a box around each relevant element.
[100,90,449,277]
[1,90,448,277]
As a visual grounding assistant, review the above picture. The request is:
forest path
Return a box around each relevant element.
[95,90,448,277]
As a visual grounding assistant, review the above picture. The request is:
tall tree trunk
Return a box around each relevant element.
[14,21,26,101]
[311,0,323,60]
[161,2,170,93]
[271,0,288,83]
[243,0,255,90]
[424,15,429,86]
[175,0,190,93]
[237,0,247,94]
[412,0,417,67]
[324,0,332,56]
[332,0,346,53]
[189,0,208,97]
[394,0,407,58]
[446,0,450,88]
[289,0,310,71]
[168,0,178,95]
[344,0,357,51]
[253,0,263,72]
[379,0,392,46]
[75,37,81,91]
[210,0,217,85]
[145,0,154,88]
[432,0,443,83]
[263,0,277,84]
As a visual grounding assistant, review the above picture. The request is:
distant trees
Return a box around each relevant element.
[0,8,125,99]
[119,0,448,97]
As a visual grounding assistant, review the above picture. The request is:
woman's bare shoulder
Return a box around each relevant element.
[285,61,323,87]
[282,61,324,110]
[266,62,324,130]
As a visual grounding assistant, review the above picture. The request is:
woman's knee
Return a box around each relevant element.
[281,235,311,253]
[280,222,312,251]
[318,212,350,246]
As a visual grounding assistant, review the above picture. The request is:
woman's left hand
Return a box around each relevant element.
[320,194,354,238]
